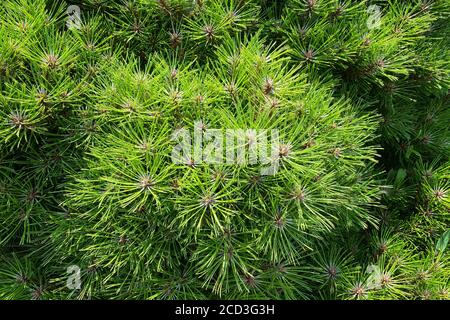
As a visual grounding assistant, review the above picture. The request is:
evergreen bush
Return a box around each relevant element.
[0,0,448,300]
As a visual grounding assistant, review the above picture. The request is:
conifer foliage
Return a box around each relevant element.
[0,0,448,300]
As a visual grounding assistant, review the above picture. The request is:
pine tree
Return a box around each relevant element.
[0,0,448,300]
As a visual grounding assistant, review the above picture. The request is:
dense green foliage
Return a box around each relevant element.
[0,0,448,300]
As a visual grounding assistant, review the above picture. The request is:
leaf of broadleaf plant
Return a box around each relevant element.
[436,230,450,252]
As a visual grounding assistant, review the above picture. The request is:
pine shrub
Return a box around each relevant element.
[0,0,448,300]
